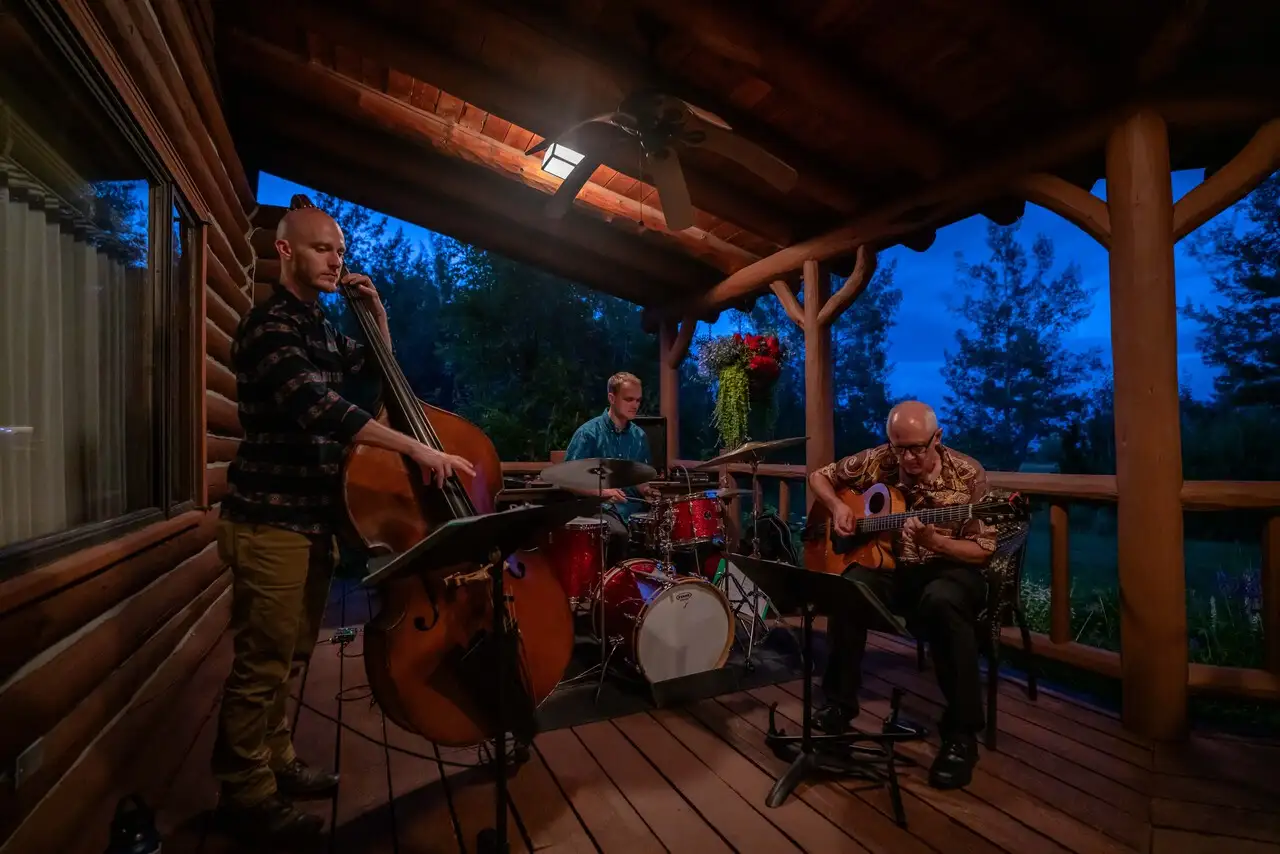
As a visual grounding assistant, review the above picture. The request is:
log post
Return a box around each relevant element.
[771,246,877,509]
[659,317,696,463]
[1105,109,1187,741]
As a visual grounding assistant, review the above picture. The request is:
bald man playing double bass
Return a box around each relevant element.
[809,401,995,791]
[213,204,475,843]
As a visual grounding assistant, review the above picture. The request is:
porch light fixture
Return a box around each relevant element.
[540,142,584,180]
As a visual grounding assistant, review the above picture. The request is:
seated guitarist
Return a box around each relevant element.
[808,400,995,790]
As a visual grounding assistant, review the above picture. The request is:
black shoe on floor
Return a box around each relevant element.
[929,733,978,789]
[275,758,340,799]
[216,794,325,842]
[813,701,859,735]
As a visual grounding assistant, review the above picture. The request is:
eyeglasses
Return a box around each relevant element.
[890,434,936,459]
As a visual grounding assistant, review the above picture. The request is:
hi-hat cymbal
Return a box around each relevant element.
[539,457,658,492]
[695,437,809,469]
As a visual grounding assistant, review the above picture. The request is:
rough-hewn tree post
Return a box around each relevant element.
[658,317,696,463]
[772,247,876,509]
[1105,108,1187,740]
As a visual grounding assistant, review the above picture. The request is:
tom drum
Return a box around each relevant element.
[542,516,608,604]
[668,491,725,549]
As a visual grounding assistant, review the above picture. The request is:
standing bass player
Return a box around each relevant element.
[213,203,475,844]
[808,400,994,791]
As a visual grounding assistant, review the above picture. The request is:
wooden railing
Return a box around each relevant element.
[501,460,1280,703]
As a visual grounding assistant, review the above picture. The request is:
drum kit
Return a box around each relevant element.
[532,436,808,696]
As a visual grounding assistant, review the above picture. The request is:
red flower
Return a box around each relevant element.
[748,355,780,379]
[733,332,743,343]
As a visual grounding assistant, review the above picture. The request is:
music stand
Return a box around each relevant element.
[729,554,925,825]
[362,498,598,854]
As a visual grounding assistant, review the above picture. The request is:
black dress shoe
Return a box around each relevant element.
[929,734,978,789]
[216,794,325,842]
[275,758,340,799]
[813,702,859,734]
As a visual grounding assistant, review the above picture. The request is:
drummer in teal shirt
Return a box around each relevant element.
[563,372,658,559]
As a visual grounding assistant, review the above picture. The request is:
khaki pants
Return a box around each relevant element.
[211,519,337,806]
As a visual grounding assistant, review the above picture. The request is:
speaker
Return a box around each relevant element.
[631,416,668,474]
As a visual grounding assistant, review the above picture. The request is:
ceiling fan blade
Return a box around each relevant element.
[684,122,798,193]
[525,112,625,156]
[675,98,732,131]
[645,147,695,232]
[544,153,604,219]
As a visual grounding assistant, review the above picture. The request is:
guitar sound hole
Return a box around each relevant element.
[868,492,886,514]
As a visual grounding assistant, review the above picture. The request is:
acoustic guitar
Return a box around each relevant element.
[802,483,1030,575]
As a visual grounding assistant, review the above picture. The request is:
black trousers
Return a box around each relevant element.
[822,561,987,737]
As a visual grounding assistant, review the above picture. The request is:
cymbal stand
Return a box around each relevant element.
[721,455,770,666]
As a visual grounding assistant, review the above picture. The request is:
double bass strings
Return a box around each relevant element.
[339,272,473,519]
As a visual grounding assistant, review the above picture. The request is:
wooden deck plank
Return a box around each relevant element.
[652,706,871,853]
[130,616,1280,854]
[534,728,666,853]
[332,588,397,852]
[723,687,1004,854]
[612,711,803,853]
[574,719,733,853]
[859,672,1149,851]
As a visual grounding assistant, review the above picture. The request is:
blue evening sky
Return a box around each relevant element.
[258,168,1239,408]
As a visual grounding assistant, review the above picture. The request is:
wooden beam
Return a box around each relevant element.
[0,582,231,854]
[206,435,240,464]
[676,97,1148,314]
[247,137,694,306]
[149,0,257,212]
[0,512,202,617]
[206,390,242,438]
[658,317,695,461]
[225,0,795,247]
[802,260,834,499]
[1106,109,1187,741]
[98,0,254,270]
[1171,118,1280,242]
[204,355,236,401]
[224,33,759,274]
[474,0,862,217]
[1012,173,1112,248]
[817,245,877,328]
[234,94,720,295]
[629,0,945,178]
[0,511,218,684]
[205,318,233,371]
[770,280,803,328]
[0,547,223,816]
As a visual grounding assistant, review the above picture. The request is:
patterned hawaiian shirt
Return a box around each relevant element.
[815,443,997,564]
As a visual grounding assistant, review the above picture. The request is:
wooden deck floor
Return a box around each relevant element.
[103,583,1280,854]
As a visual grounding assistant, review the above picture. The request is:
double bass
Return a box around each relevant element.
[322,236,574,748]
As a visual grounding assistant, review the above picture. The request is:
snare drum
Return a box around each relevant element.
[593,558,734,683]
[542,516,608,604]
[668,491,725,549]
[627,510,660,553]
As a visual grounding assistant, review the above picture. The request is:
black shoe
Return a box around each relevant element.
[929,734,978,789]
[275,758,340,799]
[216,794,325,842]
[813,702,859,735]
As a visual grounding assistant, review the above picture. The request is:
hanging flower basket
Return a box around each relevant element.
[696,331,787,450]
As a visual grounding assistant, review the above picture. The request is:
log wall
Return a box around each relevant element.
[0,0,253,849]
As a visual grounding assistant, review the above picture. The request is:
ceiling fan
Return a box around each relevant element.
[525,90,798,232]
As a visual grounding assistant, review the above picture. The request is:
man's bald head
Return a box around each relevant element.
[886,400,942,477]
[886,401,938,438]
[273,207,345,298]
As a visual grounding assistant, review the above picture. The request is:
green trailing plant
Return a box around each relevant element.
[696,331,787,450]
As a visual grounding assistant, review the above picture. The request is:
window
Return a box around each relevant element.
[0,0,199,573]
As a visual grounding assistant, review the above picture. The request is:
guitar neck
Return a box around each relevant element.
[855,503,976,533]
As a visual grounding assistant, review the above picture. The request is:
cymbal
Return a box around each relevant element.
[539,457,658,492]
[695,437,809,469]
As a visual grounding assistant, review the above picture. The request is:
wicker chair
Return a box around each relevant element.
[916,496,1037,750]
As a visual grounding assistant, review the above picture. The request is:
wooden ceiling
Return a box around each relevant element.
[215,0,1280,310]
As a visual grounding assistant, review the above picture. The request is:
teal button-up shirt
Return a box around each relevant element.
[564,409,651,521]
